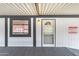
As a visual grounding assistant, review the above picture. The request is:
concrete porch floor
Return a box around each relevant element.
[0,47,76,56]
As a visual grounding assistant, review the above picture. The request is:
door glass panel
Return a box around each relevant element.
[44,34,54,44]
[42,19,55,45]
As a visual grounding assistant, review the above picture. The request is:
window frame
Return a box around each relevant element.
[10,17,31,37]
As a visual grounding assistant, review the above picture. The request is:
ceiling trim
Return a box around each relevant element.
[0,15,79,18]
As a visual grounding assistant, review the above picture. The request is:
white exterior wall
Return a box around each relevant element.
[8,18,33,47]
[0,18,5,47]
[0,17,79,49]
[36,18,79,49]
[56,18,79,49]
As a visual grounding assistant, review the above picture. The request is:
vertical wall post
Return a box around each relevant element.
[5,17,8,47]
[33,17,36,47]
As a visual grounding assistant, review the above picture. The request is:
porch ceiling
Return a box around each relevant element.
[0,3,79,15]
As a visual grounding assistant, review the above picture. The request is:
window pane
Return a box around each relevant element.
[12,20,29,35]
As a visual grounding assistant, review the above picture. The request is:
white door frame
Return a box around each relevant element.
[41,19,56,47]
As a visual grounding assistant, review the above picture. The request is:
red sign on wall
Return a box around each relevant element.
[68,26,78,34]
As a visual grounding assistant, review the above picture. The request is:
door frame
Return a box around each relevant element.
[41,19,56,47]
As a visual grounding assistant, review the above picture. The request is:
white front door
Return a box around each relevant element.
[42,19,56,47]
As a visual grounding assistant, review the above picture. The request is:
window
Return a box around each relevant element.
[10,17,31,37]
